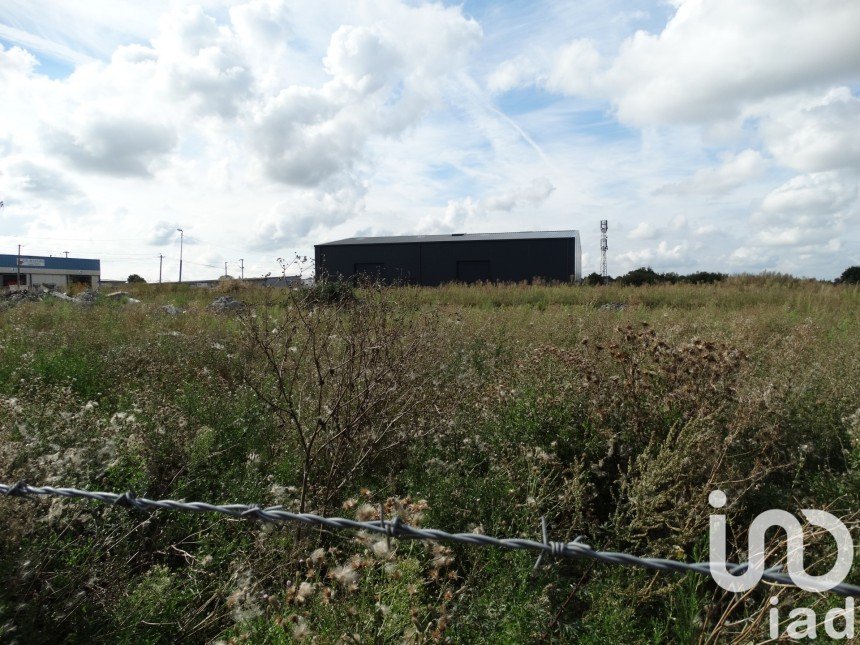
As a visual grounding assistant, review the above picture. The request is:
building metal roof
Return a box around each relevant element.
[0,254,101,272]
[317,230,579,246]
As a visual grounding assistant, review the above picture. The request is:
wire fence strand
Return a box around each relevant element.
[2,481,858,597]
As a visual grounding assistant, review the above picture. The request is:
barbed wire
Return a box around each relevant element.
[2,481,859,597]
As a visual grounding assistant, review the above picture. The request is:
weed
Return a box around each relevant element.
[0,280,856,642]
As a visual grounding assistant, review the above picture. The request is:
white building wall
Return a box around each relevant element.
[30,273,69,289]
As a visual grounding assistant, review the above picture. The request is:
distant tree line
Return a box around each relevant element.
[583,265,860,286]
[583,267,727,286]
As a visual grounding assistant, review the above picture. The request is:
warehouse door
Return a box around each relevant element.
[457,260,491,283]
[2,274,25,286]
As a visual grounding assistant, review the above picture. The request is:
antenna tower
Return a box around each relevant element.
[600,220,608,284]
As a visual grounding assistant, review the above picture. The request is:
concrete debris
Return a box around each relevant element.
[160,304,184,315]
[208,295,246,313]
[2,288,81,307]
[104,291,141,304]
[1,289,43,306]
[599,302,627,311]
[0,288,137,308]
[74,291,98,305]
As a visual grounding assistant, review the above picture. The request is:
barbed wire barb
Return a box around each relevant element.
[2,481,859,597]
[533,516,549,572]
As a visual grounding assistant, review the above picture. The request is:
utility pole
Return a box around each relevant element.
[177,229,184,283]
[158,254,163,284]
[240,258,244,280]
[600,220,609,285]
[17,244,22,288]
[64,251,69,258]
[224,261,228,278]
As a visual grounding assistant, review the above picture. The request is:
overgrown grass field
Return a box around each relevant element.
[1,278,858,643]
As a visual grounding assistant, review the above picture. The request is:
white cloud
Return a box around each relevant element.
[728,245,779,270]
[46,116,177,178]
[758,171,857,219]
[250,3,481,186]
[668,215,686,230]
[750,171,858,248]
[152,6,254,118]
[694,224,718,236]
[323,25,403,95]
[253,183,366,249]
[416,177,555,233]
[4,159,83,202]
[250,86,366,186]
[759,87,860,172]
[0,23,95,66]
[483,177,555,211]
[149,221,183,245]
[628,221,658,240]
[0,0,165,60]
[599,0,860,125]
[545,39,601,96]
[487,39,600,97]
[486,55,543,94]
[437,196,480,232]
[0,43,38,83]
[616,240,692,271]
[655,149,768,195]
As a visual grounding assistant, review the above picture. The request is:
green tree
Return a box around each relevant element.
[683,271,726,284]
[584,272,604,286]
[619,266,660,286]
[127,274,146,283]
[839,266,860,284]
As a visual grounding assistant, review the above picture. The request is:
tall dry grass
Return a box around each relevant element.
[0,279,857,642]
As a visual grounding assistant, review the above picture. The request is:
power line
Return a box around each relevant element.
[2,482,857,597]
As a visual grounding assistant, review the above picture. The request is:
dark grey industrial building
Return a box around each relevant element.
[315,231,581,285]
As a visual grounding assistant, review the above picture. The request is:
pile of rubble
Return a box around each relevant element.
[0,287,101,309]
[0,287,152,307]
[1,288,243,315]
[2,289,45,305]
[208,295,246,313]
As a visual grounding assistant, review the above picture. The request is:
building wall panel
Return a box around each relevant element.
[315,235,580,285]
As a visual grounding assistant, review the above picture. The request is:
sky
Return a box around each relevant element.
[0,0,859,281]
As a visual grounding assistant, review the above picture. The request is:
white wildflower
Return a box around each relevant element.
[295,582,315,603]
[371,540,389,558]
[330,564,358,587]
[292,618,310,640]
[356,503,377,521]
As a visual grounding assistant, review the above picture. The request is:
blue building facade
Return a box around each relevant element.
[0,254,101,290]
